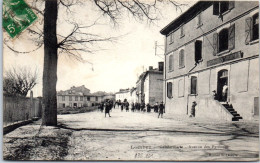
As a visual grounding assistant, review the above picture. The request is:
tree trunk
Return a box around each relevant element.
[42,0,58,126]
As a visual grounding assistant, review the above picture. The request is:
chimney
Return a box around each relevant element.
[149,66,153,70]
[158,62,164,72]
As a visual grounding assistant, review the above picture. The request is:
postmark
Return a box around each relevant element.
[3,0,37,38]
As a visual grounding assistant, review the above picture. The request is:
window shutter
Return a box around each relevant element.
[213,33,218,56]
[228,24,235,50]
[245,17,252,44]
[213,2,219,15]
[167,82,172,98]
[229,1,235,10]
[169,55,173,71]
[179,50,184,67]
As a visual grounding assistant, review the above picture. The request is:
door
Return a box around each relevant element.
[217,70,228,102]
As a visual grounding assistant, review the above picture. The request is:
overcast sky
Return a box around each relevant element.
[3,0,195,97]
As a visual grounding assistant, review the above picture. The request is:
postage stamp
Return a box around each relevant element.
[3,0,37,38]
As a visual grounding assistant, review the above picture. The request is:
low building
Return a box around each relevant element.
[57,85,108,108]
[115,88,131,102]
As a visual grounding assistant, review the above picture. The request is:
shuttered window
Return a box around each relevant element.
[75,96,78,101]
[69,96,72,101]
[245,17,252,44]
[180,25,184,38]
[213,1,235,16]
[197,13,202,27]
[167,82,173,98]
[179,49,185,68]
[169,55,173,71]
[228,24,235,50]
[195,40,202,63]
[252,14,259,41]
[62,96,65,101]
[191,76,197,95]
[213,33,218,55]
[219,28,229,52]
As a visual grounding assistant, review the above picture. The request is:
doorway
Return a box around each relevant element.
[217,69,228,102]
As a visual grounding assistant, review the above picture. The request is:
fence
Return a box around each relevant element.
[3,92,42,127]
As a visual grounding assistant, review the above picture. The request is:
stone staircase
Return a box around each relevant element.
[222,103,243,121]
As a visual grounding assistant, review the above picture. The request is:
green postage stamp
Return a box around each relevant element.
[3,0,37,38]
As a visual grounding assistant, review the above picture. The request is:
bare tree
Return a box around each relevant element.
[3,66,38,97]
[4,0,188,126]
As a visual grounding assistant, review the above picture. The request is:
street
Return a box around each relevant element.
[3,107,259,161]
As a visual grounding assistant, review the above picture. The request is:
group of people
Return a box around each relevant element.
[114,100,166,118]
[98,100,114,117]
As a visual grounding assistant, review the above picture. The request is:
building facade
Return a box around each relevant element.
[143,67,164,105]
[136,62,164,105]
[161,1,259,120]
[115,88,131,102]
[57,85,107,108]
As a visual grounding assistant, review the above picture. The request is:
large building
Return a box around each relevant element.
[136,62,164,105]
[160,1,259,121]
[57,85,112,108]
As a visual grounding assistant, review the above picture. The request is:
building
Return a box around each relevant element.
[57,85,107,108]
[136,62,164,105]
[115,88,131,102]
[160,1,259,121]
[143,65,164,105]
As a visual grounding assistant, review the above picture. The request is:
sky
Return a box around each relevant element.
[3,0,196,97]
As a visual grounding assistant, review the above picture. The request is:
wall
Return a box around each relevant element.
[3,95,42,127]
[149,73,163,105]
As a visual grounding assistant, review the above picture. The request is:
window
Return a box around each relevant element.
[80,96,83,101]
[219,28,229,52]
[167,82,173,98]
[213,1,234,16]
[252,14,259,41]
[180,25,184,38]
[69,96,72,101]
[75,96,78,101]
[169,54,174,71]
[195,40,202,63]
[95,97,98,101]
[246,13,259,43]
[190,76,197,95]
[197,13,202,27]
[87,97,90,101]
[179,49,185,68]
[169,33,174,44]
[62,96,65,101]
[213,24,235,55]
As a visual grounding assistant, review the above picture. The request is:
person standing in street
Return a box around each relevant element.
[131,102,135,112]
[146,103,151,112]
[121,102,124,112]
[158,102,165,118]
[190,101,197,117]
[125,101,129,112]
[154,102,158,113]
[105,101,111,117]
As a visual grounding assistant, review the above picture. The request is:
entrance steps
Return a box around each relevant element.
[221,103,243,121]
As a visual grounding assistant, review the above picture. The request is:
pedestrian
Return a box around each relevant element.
[125,101,129,112]
[190,101,197,117]
[131,102,135,112]
[222,82,228,102]
[158,102,165,118]
[105,101,111,117]
[141,101,145,112]
[100,102,104,112]
[154,102,158,113]
[121,102,124,112]
[146,103,151,112]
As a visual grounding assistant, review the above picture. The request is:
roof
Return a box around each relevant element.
[160,1,212,35]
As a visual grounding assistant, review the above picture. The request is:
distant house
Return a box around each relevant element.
[57,85,110,108]
[115,88,131,102]
[136,62,164,105]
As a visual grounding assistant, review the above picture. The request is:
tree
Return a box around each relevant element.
[4,0,188,126]
[3,66,38,97]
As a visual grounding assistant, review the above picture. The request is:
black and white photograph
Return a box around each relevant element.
[2,0,259,161]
